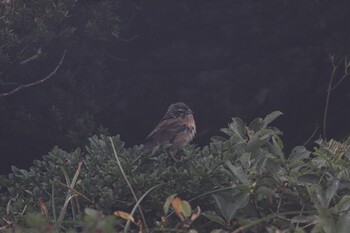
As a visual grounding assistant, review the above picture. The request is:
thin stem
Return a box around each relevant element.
[109,137,149,233]
[330,73,350,92]
[323,55,350,138]
[303,124,319,146]
[57,181,96,207]
[323,61,340,139]
[231,210,316,233]
[0,50,67,98]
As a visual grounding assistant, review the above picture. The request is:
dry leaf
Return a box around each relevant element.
[114,211,135,223]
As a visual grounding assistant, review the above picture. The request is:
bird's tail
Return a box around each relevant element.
[132,143,153,164]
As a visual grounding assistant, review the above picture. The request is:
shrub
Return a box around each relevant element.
[1,111,350,232]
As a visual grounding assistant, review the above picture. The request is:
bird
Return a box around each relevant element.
[134,102,196,161]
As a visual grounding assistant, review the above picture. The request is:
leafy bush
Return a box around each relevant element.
[1,111,350,232]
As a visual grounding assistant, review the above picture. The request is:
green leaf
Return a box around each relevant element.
[315,185,328,208]
[263,111,283,128]
[289,146,310,161]
[181,200,192,218]
[256,186,277,201]
[225,161,249,185]
[239,152,251,169]
[220,128,233,136]
[212,191,249,223]
[164,194,177,215]
[336,212,350,233]
[310,223,324,233]
[291,215,319,223]
[246,138,266,153]
[295,226,307,233]
[18,169,29,178]
[272,134,284,151]
[325,179,339,207]
[335,195,350,212]
[249,117,264,132]
[202,211,227,226]
[264,157,283,175]
[211,136,227,142]
[298,174,320,184]
[311,157,327,168]
[289,160,308,171]
[228,117,246,138]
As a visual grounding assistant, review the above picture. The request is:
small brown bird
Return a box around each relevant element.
[135,102,196,160]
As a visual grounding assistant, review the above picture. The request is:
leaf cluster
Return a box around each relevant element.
[1,112,350,232]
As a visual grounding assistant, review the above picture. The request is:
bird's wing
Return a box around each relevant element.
[145,118,187,147]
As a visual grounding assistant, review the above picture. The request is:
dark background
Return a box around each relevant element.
[1,0,350,175]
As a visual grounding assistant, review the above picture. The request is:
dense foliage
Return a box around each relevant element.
[1,112,350,232]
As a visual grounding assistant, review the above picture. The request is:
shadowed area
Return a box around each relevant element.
[1,0,350,175]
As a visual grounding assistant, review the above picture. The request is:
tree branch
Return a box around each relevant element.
[0,50,67,98]
[323,54,350,138]
[330,55,350,92]
[323,57,338,139]
[20,47,42,65]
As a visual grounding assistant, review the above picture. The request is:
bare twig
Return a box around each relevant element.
[323,54,342,139]
[323,55,350,138]
[330,56,350,91]
[303,124,319,146]
[330,73,350,92]
[20,47,42,65]
[0,50,67,98]
[57,181,96,207]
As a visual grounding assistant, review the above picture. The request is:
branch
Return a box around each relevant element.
[20,47,42,65]
[330,55,350,91]
[323,54,350,138]
[323,58,339,139]
[330,73,350,92]
[0,50,67,98]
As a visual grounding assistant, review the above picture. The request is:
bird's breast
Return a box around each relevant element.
[184,114,196,137]
[172,114,196,149]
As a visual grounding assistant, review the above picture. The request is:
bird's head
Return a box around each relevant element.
[163,102,193,119]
